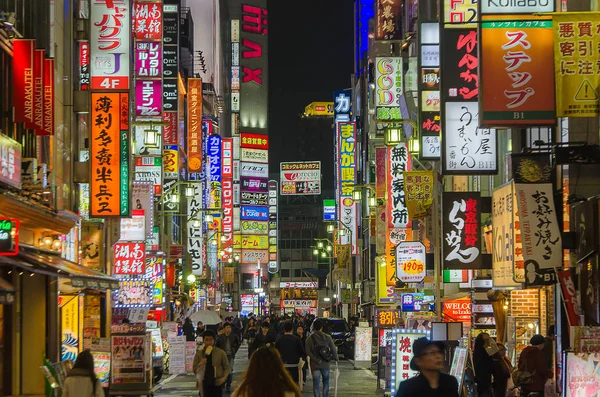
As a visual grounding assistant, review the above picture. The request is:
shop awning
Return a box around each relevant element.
[0,276,15,304]
[0,193,78,234]
[0,245,119,290]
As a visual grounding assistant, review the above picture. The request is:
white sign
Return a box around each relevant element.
[134,157,162,195]
[281,299,317,307]
[340,198,359,255]
[241,148,268,163]
[492,182,521,287]
[375,57,403,107]
[240,162,269,178]
[187,184,204,276]
[396,242,427,283]
[472,304,494,313]
[481,0,554,15]
[421,45,440,67]
[514,183,562,269]
[279,281,318,289]
[120,213,146,241]
[444,102,497,174]
[167,336,186,374]
[421,135,441,159]
[280,161,322,196]
[128,307,150,323]
[90,0,130,90]
[354,327,372,362]
[393,331,428,394]
[231,92,240,111]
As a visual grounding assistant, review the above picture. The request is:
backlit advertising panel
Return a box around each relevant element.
[187,78,202,173]
[13,39,34,124]
[240,162,269,178]
[90,0,130,90]
[337,122,358,255]
[375,0,403,40]
[135,41,162,78]
[442,192,482,269]
[375,57,403,107]
[240,133,268,150]
[280,161,321,195]
[133,1,163,40]
[241,148,268,163]
[135,79,162,117]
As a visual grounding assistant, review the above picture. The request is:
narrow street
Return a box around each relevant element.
[153,344,383,396]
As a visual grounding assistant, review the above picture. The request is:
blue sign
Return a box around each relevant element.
[207,135,222,183]
[401,293,424,312]
[240,205,268,221]
[323,199,336,221]
[334,89,352,124]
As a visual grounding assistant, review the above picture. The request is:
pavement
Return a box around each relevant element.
[153,343,384,396]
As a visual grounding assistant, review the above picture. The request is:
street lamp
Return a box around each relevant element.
[321,251,326,258]
[326,245,332,252]
[205,214,214,223]
[170,194,179,204]
[384,128,403,146]
[368,196,377,208]
[326,224,335,233]
[187,274,197,284]
[313,248,319,256]
[317,241,324,249]
[352,189,362,201]
[184,186,195,198]
[144,127,160,148]
[408,136,420,154]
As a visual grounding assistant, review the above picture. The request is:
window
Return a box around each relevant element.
[280,269,290,277]
[294,269,302,277]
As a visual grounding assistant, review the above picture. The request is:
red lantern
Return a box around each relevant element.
[166,261,176,287]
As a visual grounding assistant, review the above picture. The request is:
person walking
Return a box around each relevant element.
[473,332,494,397]
[193,330,230,397]
[196,321,206,338]
[232,347,301,397]
[244,317,258,347]
[183,317,196,342]
[517,335,553,397]
[395,337,458,397]
[305,319,338,397]
[62,350,104,397]
[216,322,241,392]
[249,322,275,358]
[276,321,306,384]
[295,325,308,383]
[493,344,513,397]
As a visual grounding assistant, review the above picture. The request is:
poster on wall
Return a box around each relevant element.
[114,280,154,307]
[111,335,146,383]
[354,327,373,362]
[60,295,81,361]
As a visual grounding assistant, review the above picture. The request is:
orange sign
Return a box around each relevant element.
[480,18,555,126]
[90,93,130,217]
[187,78,202,173]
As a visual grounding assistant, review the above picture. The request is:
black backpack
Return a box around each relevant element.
[317,343,334,362]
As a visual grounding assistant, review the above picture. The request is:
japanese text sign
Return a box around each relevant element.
[403,171,434,220]
[280,161,321,196]
[222,138,233,178]
[135,41,162,78]
[375,57,403,107]
[443,102,497,174]
[375,309,401,328]
[79,41,90,90]
[375,0,402,40]
[338,122,357,198]
[135,79,162,117]
[133,1,163,40]
[207,135,222,183]
[443,0,478,26]
[90,0,130,90]
[514,183,562,269]
[113,242,146,275]
[553,13,600,117]
[396,242,427,283]
[480,20,556,126]
[0,134,21,189]
[241,235,268,250]
[240,132,268,150]
[491,182,521,287]
[187,184,204,276]
[187,78,203,172]
[222,178,234,262]
[442,28,478,101]
[12,39,34,125]
[558,269,582,328]
[387,143,412,228]
[375,148,387,198]
[442,192,482,269]
[334,89,352,123]
[90,93,130,217]
[392,331,427,393]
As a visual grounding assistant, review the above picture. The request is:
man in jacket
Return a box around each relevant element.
[193,330,230,397]
[276,321,306,384]
[518,334,553,397]
[305,319,338,397]
[249,322,275,358]
[216,322,240,392]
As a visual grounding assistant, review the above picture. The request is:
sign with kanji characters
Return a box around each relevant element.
[515,183,562,285]
[240,132,268,150]
[392,330,428,394]
[421,135,441,159]
[375,309,402,328]
[90,0,130,90]
[135,41,162,78]
[280,161,321,195]
[480,19,556,126]
[375,0,402,40]
[133,1,163,40]
[443,0,478,26]
[403,171,434,220]
[134,156,162,196]
[338,123,356,198]
[187,78,202,172]
[387,143,411,228]
[492,182,522,287]
[375,57,403,107]
[90,93,130,217]
[241,148,268,163]
[223,267,235,284]
[443,192,482,269]
[442,28,478,102]
[396,242,426,283]
[241,220,268,235]
[113,242,146,275]
[240,235,268,250]
[443,102,497,175]
[187,184,204,276]
[111,335,146,382]
[120,210,146,241]
[135,79,162,117]
[553,13,600,117]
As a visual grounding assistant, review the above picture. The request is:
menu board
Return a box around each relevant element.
[449,347,467,392]
[186,341,197,373]
[354,327,372,362]
[111,335,146,384]
[168,336,186,374]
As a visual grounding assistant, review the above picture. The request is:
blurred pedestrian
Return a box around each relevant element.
[518,335,553,397]
[183,318,196,342]
[62,350,104,397]
[193,330,230,397]
[249,322,275,358]
[216,323,240,392]
[395,338,458,397]
[296,325,308,383]
[196,321,206,338]
[493,344,513,397]
[276,321,306,384]
[473,332,494,397]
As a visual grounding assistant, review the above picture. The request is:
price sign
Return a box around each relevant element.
[396,242,426,283]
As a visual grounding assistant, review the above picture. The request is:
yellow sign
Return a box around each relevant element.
[376,257,395,306]
[403,171,434,220]
[335,244,351,268]
[303,102,334,117]
[233,235,241,249]
[553,13,600,117]
[401,260,425,275]
[241,235,269,250]
[223,267,235,284]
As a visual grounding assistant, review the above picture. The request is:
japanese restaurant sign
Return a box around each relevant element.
[403,171,434,220]
[78,41,90,90]
[480,19,555,126]
[396,241,426,283]
[13,39,34,125]
[113,242,146,275]
[442,192,482,269]
[392,330,428,393]
[90,0,130,90]
[375,0,402,40]
[133,1,163,40]
[492,182,521,287]
[553,13,600,117]
[443,102,497,174]
[375,57,403,107]
[187,184,204,276]
[442,28,478,102]
[90,93,130,217]
[514,183,562,270]
[387,143,411,228]
[187,78,202,173]
[419,23,441,159]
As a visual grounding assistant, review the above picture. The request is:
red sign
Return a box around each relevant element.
[79,41,90,90]
[42,58,55,136]
[222,178,234,263]
[375,147,386,198]
[133,2,163,40]
[113,242,146,275]
[162,111,177,145]
[0,218,20,256]
[240,132,268,150]
[27,50,45,134]
[13,39,35,124]
[170,244,184,259]
[558,269,582,329]
[443,297,472,324]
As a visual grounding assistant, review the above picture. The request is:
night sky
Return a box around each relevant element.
[268,0,354,189]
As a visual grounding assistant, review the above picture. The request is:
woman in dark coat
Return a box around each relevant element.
[493,344,513,397]
[473,333,494,397]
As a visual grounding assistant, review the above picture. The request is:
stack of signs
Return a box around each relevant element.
[240,133,269,277]
[268,180,278,273]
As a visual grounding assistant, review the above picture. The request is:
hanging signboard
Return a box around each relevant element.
[387,143,411,228]
[492,182,521,287]
[442,192,482,269]
[113,242,146,275]
[187,78,202,173]
[280,161,321,195]
[396,242,426,283]
[375,57,403,107]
